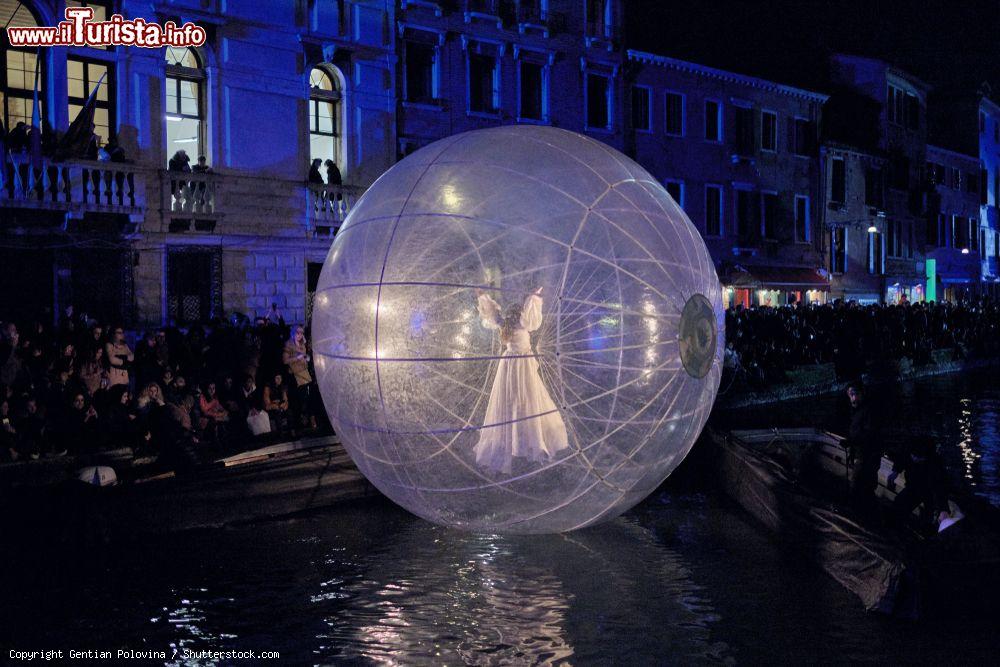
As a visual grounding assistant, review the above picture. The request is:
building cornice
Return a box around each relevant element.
[926,143,980,166]
[627,50,828,103]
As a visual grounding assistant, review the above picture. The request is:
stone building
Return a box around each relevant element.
[1,0,396,327]
[626,50,829,309]
[924,144,984,302]
[395,0,625,157]
[928,86,1000,298]
[819,142,886,304]
[826,55,931,304]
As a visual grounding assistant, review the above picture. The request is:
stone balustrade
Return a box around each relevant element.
[1,154,145,217]
[306,183,363,235]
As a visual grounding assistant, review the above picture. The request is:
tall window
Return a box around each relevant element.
[831,228,847,273]
[865,168,884,208]
[519,60,546,121]
[887,84,920,130]
[868,232,884,275]
[404,40,437,104]
[736,189,755,240]
[309,67,341,168]
[761,110,777,151]
[733,106,754,155]
[165,47,205,163]
[67,58,112,145]
[664,92,684,136]
[794,195,809,243]
[928,213,944,247]
[664,180,683,209]
[830,158,846,203]
[761,192,778,239]
[585,0,614,38]
[630,86,650,131]
[705,185,722,237]
[793,117,813,156]
[704,99,721,142]
[469,52,499,114]
[887,219,910,257]
[1,2,43,131]
[586,72,610,130]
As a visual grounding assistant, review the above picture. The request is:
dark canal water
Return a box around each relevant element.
[2,369,999,665]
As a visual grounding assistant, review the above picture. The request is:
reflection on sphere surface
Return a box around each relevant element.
[313,125,723,533]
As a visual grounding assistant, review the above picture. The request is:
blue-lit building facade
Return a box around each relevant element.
[929,85,1000,299]
[4,0,998,327]
[626,50,828,309]
[1,0,396,328]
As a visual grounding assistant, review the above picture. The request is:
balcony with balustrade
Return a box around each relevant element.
[162,169,224,233]
[1,155,146,230]
[306,183,364,237]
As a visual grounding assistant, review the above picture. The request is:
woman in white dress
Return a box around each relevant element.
[474,286,570,473]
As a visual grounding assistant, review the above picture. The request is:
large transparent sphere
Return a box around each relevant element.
[313,126,723,533]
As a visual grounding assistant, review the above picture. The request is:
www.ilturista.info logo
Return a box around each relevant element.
[6,7,206,48]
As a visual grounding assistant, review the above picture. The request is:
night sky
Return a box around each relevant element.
[627,0,1000,95]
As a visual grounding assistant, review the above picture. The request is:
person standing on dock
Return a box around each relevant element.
[844,381,880,518]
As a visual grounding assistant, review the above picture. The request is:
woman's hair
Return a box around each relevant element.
[500,304,522,344]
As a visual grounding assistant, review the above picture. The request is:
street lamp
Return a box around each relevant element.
[867,224,878,233]
[962,248,970,255]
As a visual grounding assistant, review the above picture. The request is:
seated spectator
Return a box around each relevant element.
[262,372,291,434]
[62,392,99,455]
[198,381,229,441]
[104,385,138,450]
[78,346,107,397]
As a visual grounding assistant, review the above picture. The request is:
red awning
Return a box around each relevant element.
[723,265,830,290]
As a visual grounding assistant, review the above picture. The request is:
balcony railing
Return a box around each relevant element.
[165,170,220,215]
[307,183,363,235]
[1,154,145,218]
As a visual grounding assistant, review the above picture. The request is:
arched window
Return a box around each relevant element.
[309,67,341,168]
[165,46,205,163]
[0,0,44,131]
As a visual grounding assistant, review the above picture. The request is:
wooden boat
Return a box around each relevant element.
[706,427,1000,618]
[1,436,375,542]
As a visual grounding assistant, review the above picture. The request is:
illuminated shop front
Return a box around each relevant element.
[721,264,830,309]
[885,281,924,304]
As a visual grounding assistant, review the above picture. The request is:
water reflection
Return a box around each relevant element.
[313,518,729,664]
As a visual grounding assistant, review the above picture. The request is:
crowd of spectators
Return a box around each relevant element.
[724,298,1000,388]
[0,305,324,467]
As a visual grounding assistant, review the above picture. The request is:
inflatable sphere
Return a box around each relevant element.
[312,125,723,533]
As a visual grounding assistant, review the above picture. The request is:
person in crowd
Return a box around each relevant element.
[6,121,28,154]
[62,392,99,455]
[16,397,46,460]
[0,323,23,389]
[78,346,107,397]
[1,398,18,461]
[324,159,342,187]
[265,302,284,326]
[104,326,133,388]
[887,435,950,532]
[844,381,881,517]
[262,372,291,434]
[308,158,325,184]
[283,325,315,429]
[198,381,229,441]
[192,155,212,175]
[104,385,138,450]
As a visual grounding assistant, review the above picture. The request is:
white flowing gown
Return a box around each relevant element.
[474,293,570,473]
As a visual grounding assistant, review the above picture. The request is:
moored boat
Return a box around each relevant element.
[706,427,1000,618]
[1,436,375,542]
